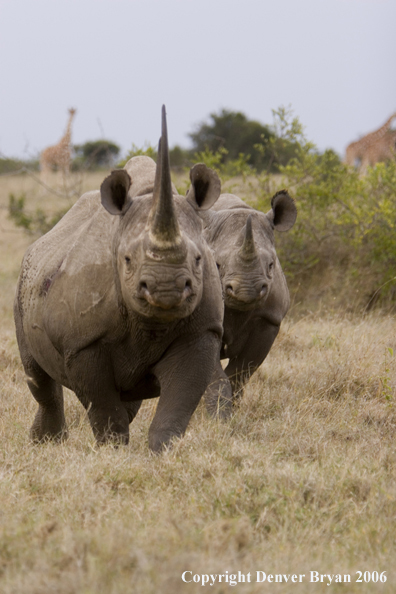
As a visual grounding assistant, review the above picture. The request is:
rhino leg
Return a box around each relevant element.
[66,346,130,445]
[149,332,221,452]
[203,360,233,419]
[14,310,67,442]
[122,400,143,424]
[28,370,67,443]
[225,320,280,402]
[86,402,130,445]
[120,375,160,424]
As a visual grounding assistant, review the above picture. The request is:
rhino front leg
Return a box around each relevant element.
[66,347,130,445]
[225,320,279,402]
[149,332,221,452]
[203,360,233,419]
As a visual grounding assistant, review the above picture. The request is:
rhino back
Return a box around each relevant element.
[211,193,253,212]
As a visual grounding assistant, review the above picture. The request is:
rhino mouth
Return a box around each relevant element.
[225,294,265,311]
[224,282,268,310]
[138,285,194,310]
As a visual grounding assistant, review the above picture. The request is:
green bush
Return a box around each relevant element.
[8,193,68,236]
[117,143,157,168]
[250,115,396,308]
[0,157,39,174]
[73,140,120,170]
[189,108,300,172]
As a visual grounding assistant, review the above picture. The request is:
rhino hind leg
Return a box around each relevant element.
[203,360,233,419]
[86,404,130,445]
[28,373,67,443]
[122,400,143,424]
[14,310,67,442]
[120,374,160,424]
[66,345,130,445]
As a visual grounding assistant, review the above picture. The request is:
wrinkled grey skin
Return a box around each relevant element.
[14,107,223,452]
[201,191,297,417]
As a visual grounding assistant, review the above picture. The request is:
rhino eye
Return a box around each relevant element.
[125,256,131,265]
[269,262,274,272]
[195,255,202,266]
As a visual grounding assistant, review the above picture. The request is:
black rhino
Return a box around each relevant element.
[201,191,297,416]
[14,107,223,451]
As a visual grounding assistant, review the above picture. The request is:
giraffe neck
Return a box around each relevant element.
[368,114,396,143]
[62,113,75,144]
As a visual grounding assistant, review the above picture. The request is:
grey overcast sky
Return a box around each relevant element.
[1,0,395,160]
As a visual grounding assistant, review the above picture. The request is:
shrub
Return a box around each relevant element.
[8,193,68,236]
[189,108,300,172]
[0,157,39,174]
[117,143,157,168]
[73,140,120,170]
[251,113,396,309]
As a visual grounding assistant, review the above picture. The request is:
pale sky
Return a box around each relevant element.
[1,0,395,160]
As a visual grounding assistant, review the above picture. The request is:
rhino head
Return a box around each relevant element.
[207,191,297,311]
[100,106,221,321]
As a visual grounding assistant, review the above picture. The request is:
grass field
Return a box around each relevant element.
[1,171,395,593]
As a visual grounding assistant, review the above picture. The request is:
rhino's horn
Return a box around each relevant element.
[149,106,181,248]
[239,215,257,261]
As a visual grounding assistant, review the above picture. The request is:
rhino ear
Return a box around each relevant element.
[186,163,221,210]
[100,170,132,215]
[266,190,297,232]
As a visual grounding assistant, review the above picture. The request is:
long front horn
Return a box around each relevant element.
[239,215,257,261]
[149,106,181,248]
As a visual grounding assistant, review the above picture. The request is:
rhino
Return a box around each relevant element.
[201,191,297,416]
[14,106,223,452]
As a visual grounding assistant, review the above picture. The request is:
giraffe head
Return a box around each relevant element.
[68,108,77,118]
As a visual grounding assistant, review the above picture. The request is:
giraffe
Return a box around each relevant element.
[40,108,76,177]
[359,129,396,168]
[344,112,396,170]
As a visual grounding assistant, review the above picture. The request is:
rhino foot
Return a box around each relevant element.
[148,428,182,453]
[88,405,130,446]
[204,377,233,420]
[95,431,129,446]
[30,405,68,443]
[205,394,234,420]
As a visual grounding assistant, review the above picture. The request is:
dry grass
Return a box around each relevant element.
[1,173,396,593]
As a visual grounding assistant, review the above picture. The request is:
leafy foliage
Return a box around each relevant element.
[191,147,253,182]
[189,108,299,171]
[73,140,120,170]
[8,193,68,235]
[117,143,157,168]
[250,109,396,308]
[0,157,39,174]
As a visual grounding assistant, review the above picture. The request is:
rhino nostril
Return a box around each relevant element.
[138,281,149,297]
[183,279,193,298]
[226,284,234,296]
